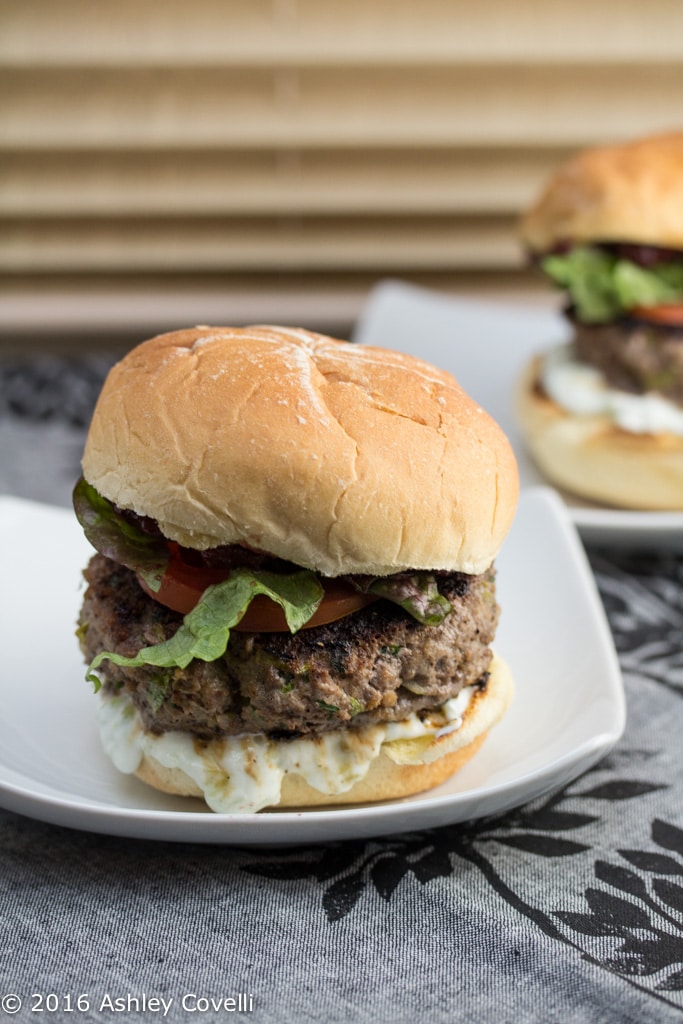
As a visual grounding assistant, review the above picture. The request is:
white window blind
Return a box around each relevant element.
[2,0,683,338]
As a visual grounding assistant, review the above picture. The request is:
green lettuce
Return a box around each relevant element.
[73,478,170,592]
[86,567,324,689]
[541,246,683,323]
[351,573,452,625]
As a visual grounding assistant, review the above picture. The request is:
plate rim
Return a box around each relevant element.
[0,729,621,845]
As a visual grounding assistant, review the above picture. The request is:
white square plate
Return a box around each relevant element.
[354,279,683,549]
[0,489,624,844]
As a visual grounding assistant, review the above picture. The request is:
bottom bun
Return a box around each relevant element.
[134,729,491,809]
[517,355,683,510]
[100,654,514,812]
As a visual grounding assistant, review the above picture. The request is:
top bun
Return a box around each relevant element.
[83,325,518,577]
[520,131,683,253]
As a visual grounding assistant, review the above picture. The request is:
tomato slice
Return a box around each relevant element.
[631,303,683,326]
[235,584,377,632]
[137,556,230,616]
[136,555,377,630]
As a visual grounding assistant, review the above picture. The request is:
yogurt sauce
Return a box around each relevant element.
[98,687,475,813]
[541,344,683,436]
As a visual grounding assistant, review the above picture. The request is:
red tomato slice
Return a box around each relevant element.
[235,584,377,632]
[631,303,683,326]
[137,557,230,616]
[136,556,377,630]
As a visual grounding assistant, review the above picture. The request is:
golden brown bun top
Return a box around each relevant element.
[83,325,518,576]
[520,131,683,252]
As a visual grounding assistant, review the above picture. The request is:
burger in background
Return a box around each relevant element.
[74,325,518,813]
[518,131,683,509]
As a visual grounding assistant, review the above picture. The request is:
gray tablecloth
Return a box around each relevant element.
[1,357,683,1024]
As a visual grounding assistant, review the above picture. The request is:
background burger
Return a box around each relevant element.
[518,130,683,509]
[75,325,518,813]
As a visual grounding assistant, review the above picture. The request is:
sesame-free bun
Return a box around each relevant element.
[518,356,683,509]
[131,653,514,810]
[83,325,518,576]
[520,131,683,253]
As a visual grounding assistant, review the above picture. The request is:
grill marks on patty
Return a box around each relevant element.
[79,554,499,740]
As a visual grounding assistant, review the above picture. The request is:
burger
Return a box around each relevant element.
[518,130,683,509]
[74,325,518,813]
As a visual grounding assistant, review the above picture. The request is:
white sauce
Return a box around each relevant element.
[98,687,475,813]
[542,344,683,436]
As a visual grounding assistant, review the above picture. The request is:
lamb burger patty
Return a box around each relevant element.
[79,553,499,740]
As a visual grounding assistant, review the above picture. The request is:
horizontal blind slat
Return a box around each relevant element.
[4,56,683,69]
[0,217,520,272]
[0,149,559,216]
[4,0,683,62]
[2,66,682,150]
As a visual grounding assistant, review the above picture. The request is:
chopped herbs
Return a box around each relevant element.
[145,672,173,712]
[381,644,404,657]
[347,697,365,717]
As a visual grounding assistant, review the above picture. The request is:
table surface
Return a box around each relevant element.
[1,353,683,1024]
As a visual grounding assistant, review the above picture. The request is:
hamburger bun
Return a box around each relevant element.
[82,325,519,577]
[517,356,683,509]
[520,130,683,253]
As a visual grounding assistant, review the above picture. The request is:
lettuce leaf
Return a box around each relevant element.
[73,478,170,592]
[541,246,683,323]
[351,573,452,625]
[86,567,324,688]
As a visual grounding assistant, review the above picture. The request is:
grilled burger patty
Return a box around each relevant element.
[572,316,683,402]
[80,554,499,739]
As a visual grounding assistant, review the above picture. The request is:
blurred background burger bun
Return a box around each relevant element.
[520,131,683,252]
